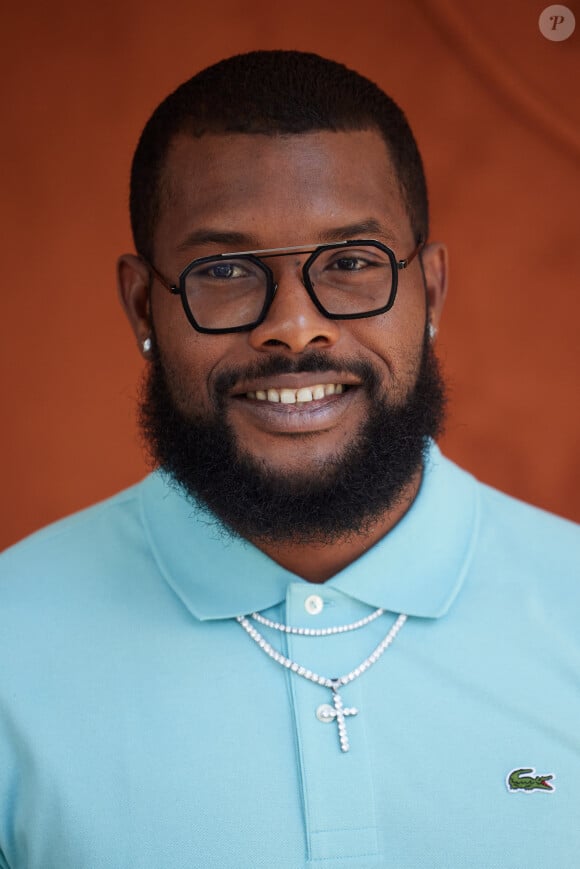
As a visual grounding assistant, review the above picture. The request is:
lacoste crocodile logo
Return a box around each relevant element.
[506,768,555,793]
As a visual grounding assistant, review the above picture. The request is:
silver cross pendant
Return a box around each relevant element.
[315,682,358,752]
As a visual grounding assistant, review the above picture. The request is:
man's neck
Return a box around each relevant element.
[252,469,422,583]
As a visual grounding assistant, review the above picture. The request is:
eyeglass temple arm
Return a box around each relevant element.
[139,257,179,294]
[398,238,425,270]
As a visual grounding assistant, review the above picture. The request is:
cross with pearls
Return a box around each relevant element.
[315,683,359,752]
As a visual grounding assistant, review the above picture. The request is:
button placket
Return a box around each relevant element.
[284,584,380,865]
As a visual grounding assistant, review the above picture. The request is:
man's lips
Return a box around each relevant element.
[227,379,360,433]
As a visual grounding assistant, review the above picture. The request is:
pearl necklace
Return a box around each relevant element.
[236,612,407,752]
[250,606,385,636]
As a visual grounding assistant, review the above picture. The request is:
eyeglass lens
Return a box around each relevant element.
[183,244,395,330]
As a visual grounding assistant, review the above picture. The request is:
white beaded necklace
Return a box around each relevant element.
[250,606,385,636]
[236,612,407,752]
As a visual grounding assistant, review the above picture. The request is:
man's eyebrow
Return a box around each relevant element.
[175,219,396,254]
[176,229,260,253]
[317,220,395,244]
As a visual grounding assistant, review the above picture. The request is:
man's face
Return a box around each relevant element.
[120,128,447,542]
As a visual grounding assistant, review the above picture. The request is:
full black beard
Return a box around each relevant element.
[140,328,446,544]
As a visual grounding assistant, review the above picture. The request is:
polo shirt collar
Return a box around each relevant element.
[139,443,480,622]
[329,447,480,617]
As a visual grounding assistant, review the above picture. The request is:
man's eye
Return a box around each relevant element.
[330,256,371,271]
[206,262,245,279]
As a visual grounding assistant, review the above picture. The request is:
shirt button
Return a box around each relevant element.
[304,594,324,615]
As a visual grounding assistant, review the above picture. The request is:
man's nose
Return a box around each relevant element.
[248,266,341,354]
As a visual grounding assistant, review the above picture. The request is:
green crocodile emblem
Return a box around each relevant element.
[507,768,555,792]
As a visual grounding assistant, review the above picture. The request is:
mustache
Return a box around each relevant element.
[212,351,382,397]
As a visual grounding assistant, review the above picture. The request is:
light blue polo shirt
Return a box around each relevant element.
[0,446,579,868]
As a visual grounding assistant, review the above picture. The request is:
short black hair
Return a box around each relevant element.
[130,50,429,260]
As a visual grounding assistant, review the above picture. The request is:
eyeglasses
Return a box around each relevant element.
[144,237,424,334]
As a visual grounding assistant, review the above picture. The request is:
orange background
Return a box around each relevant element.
[2,0,579,550]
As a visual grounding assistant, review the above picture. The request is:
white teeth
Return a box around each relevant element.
[280,388,297,404]
[245,383,347,403]
[296,387,313,403]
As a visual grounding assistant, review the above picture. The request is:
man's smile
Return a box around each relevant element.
[228,378,361,433]
[224,368,364,431]
[245,383,345,403]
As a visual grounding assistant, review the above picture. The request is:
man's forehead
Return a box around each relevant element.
[161,128,400,195]
[157,129,409,246]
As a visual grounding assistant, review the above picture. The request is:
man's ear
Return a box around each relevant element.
[117,254,152,358]
[420,242,448,332]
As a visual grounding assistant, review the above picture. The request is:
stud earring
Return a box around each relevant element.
[428,323,437,341]
[142,337,152,353]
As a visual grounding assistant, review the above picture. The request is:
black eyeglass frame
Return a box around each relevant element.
[144,237,424,335]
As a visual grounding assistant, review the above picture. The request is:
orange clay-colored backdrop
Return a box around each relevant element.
[1,0,579,549]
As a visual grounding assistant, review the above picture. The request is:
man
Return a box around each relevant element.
[0,50,578,869]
